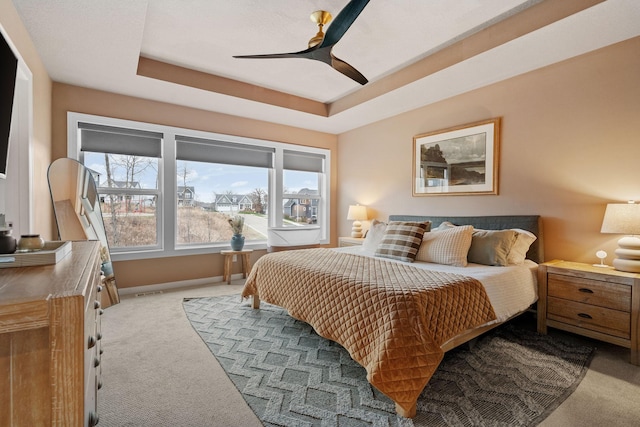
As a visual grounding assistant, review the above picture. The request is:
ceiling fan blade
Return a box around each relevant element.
[331,54,368,85]
[233,45,318,60]
[320,0,370,48]
[233,52,300,60]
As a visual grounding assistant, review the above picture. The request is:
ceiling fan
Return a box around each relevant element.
[233,0,370,85]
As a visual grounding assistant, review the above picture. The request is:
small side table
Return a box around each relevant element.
[338,237,365,247]
[537,260,640,365]
[221,249,253,284]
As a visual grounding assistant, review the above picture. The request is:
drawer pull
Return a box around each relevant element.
[88,335,97,349]
[97,285,103,292]
[94,300,101,309]
[98,379,103,390]
[577,313,593,319]
[96,332,103,341]
[94,357,101,368]
[99,308,104,316]
[88,411,100,426]
[578,288,594,294]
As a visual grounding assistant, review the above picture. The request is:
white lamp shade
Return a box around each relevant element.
[346,205,367,221]
[601,203,640,235]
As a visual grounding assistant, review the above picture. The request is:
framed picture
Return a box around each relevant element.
[413,117,501,196]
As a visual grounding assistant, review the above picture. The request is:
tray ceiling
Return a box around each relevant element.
[11,0,640,133]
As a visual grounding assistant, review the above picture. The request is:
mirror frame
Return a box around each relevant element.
[48,157,120,305]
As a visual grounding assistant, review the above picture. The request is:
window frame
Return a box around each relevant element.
[67,112,331,262]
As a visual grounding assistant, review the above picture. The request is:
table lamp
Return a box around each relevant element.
[347,205,367,238]
[600,201,640,273]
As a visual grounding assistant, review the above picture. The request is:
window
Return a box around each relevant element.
[68,113,330,260]
[175,135,272,246]
[283,150,324,226]
[79,123,162,251]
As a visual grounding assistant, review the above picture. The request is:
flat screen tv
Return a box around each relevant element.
[0,31,18,179]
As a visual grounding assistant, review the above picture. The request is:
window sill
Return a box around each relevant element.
[110,242,269,262]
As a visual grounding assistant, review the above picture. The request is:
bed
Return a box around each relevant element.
[241,215,543,418]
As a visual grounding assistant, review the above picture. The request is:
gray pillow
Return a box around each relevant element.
[467,229,518,266]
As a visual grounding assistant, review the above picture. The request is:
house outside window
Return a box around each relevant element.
[177,186,195,206]
[67,113,330,260]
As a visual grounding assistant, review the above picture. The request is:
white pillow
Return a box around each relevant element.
[362,219,387,254]
[416,225,474,267]
[507,228,537,265]
[432,221,456,231]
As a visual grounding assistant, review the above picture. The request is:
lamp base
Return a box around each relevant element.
[613,258,640,273]
[613,236,640,273]
[351,220,363,238]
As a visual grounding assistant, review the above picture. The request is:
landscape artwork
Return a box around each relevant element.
[413,118,500,196]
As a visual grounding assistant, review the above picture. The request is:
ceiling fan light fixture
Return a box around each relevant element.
[310,10,332,26]
[308,10,332,48]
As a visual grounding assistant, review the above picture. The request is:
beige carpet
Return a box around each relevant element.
[98,280,640,426]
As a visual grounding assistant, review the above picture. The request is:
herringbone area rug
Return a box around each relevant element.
[183,295,593,427]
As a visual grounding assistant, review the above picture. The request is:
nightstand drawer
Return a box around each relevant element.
[548,273,631,312]
[548,297,630,339]
[338,237,365,247]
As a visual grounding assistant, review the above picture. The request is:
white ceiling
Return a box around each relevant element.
[11,0,640,134]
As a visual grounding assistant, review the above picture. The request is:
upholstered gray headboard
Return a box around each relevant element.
[389,215,544,264]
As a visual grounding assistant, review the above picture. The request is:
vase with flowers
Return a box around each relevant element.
[228,215,245,251]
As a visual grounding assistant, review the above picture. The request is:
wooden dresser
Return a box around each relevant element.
[537,260,640,365]
[0,241,103,426]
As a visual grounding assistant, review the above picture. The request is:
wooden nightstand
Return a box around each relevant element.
[537,260,640,365]
[338,237,365,247]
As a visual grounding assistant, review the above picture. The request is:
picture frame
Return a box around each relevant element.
[412,117,501,196]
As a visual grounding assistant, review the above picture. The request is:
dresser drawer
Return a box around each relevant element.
[84,269,101,379]
[548,273,631,312]
[83,263,103,426]
[548,297,630,339]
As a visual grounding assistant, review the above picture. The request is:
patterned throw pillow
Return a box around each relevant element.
[416,225,474,267]
[374,221,430,262]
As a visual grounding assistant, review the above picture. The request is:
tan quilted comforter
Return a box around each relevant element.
[241,248,496,414]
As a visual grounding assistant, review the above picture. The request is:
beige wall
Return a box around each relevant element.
[337,37,640,265]
[0,0,53,239]
[51,83,338,288]
[8,0,639,286]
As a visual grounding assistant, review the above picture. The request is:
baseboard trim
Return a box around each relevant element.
[118,274,245,296]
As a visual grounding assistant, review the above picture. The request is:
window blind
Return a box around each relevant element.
[283,150,325,173]
[176,135,274,168]
[79,122,162,158]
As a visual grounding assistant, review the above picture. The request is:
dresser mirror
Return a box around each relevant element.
[48,157,120,305]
